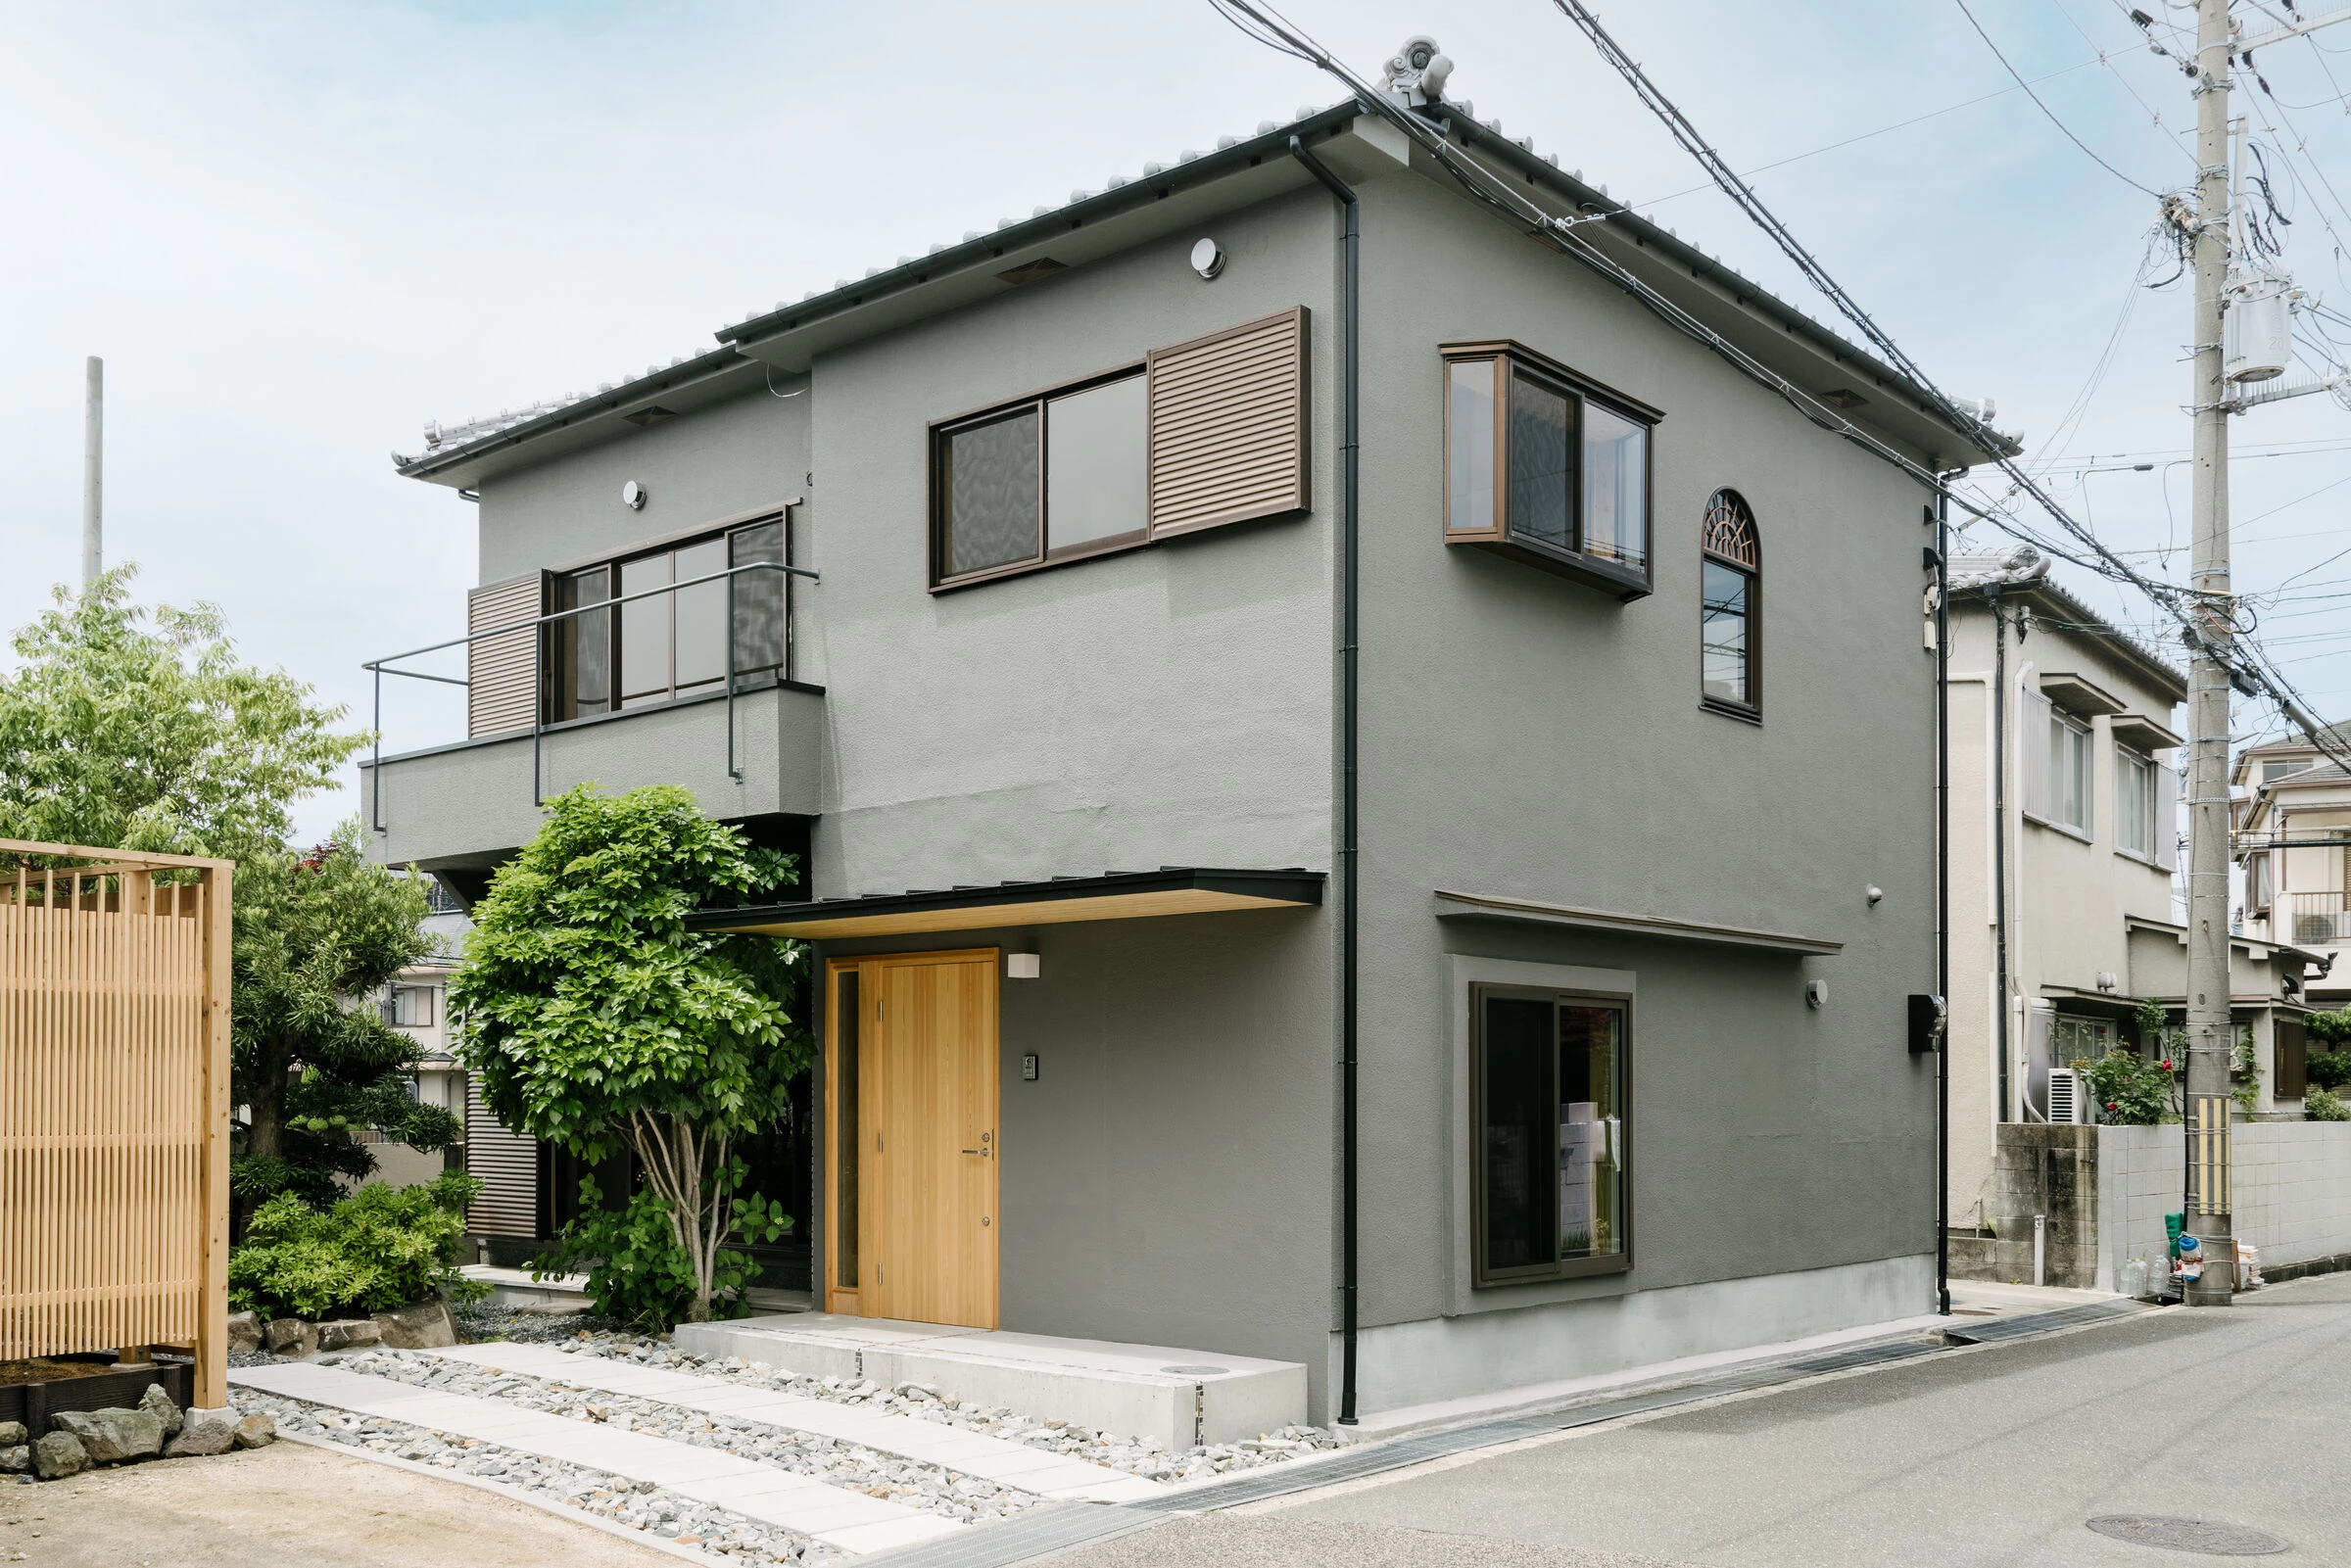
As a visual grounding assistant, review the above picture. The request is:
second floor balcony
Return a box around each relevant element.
[360,541,822,875]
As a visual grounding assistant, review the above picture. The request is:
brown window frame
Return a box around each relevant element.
[1469,983,1634,1288]
[929,363,1152,592]
[1700,488,1762,722]
[1441,339,1659,600]
[542,512,791,724]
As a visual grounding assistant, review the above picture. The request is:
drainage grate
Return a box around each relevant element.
[2087,1516,2290,1555]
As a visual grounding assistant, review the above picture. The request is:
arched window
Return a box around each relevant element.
[1701,490,1759,715]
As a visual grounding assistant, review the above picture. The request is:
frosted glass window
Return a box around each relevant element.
[1045,376,1147,549]
[1448,359,1496,532]
[672,538,728,694]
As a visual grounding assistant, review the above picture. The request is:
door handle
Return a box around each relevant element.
[961,1132,994,1158]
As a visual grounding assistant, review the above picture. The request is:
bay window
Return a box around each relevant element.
[1443,341,1656,596]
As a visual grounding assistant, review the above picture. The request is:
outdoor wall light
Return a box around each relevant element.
[1805,979,1828,1010]
[621,480,648,510]
[1190,237,1225,280]
[1006,953,1040,980]
[1866,884,1884,905]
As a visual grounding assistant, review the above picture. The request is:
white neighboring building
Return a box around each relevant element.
[367,878,472,1189]
[2236,723,2351,1019]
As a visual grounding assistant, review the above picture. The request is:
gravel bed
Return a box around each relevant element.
[550,1332,1342,1484]
[334,1349,1037,1525]
[456,1301,626,1344]
[229,1385,832,1563]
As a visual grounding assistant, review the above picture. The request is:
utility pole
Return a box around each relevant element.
[2183,0,2236,1307]
[82,356,103,588]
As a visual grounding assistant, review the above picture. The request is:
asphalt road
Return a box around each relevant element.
[1043,1273,2351,1568]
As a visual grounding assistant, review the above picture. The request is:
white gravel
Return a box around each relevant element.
[229,1385,833,1564]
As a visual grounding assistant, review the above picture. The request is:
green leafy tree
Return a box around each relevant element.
[0,567,362,859]
[233,834,461,1212]
[451,784,807,1323]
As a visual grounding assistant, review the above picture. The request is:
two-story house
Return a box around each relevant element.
[1943,547,2316,1275]
[2237,723,2351,1020]
[363,60,2000,1425]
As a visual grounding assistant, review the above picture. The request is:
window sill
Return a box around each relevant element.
[2114,845,2162,867]
[1446,533,1654,600]
[931,509,1298,594]
[1700,694,1761,726]
[1473,1253,1632,1290]
[2023,811,2093,845]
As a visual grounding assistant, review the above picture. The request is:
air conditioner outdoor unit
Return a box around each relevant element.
[2048,1068,2087,1125]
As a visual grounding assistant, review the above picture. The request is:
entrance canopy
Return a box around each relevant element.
[689,867,1323,940]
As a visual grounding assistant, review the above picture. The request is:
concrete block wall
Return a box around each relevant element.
[2094,1121,2351,1289]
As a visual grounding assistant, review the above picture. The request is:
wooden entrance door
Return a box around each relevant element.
[824,950,999,1328]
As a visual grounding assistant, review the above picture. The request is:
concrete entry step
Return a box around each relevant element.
[672,1315,1307,1450]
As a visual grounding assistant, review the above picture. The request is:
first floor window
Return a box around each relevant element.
[1474,986,1629,1285]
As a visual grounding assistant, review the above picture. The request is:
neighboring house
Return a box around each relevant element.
[363,876,473,1190]
[362,58,1998,1423]
[2235,723,2351,1018]
[1943,548,2315,1260]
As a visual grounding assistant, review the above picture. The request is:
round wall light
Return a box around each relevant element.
[621,481,648,510]
[1190,237,1225,280]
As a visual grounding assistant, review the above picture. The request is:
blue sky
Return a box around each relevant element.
[5,0,2348,844]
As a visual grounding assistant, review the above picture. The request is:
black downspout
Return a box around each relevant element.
[1991,589,2011,1131]
[1290,131,1361,1427]
[1935,490,1953,1316]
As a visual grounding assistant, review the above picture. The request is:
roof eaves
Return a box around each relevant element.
[1438,114,2019,463]
[1951,573,2185,696]
[393,343,759,481]
[714,102,1365,351]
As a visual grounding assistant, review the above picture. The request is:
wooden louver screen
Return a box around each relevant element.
[1146,308,1309,537]
[467,575,542,738]
[0,843,232,1409]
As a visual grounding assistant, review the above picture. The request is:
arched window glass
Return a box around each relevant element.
[1701,490,1759,714]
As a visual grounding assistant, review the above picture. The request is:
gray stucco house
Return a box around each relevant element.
[367,64,1999,1425]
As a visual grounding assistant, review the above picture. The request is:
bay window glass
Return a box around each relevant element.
[1442,345,1654,594]
[1475,986,1629,1285]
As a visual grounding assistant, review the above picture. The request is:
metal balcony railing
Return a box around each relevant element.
[2287,892,2348,947]
[363,558,819,832]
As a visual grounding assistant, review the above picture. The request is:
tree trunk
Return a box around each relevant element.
[246,1037,293,1158]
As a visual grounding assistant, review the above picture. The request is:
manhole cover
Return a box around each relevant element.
[2087,1516,2290,1555]
[1160,1364,1227,1376]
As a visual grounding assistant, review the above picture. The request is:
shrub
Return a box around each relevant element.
[2307,1086,2351,1122]
[2082,1048,2178,1125]
[531,1176,779,1332]
[228,1170,488,1320]
[2307,1050,2351,1091]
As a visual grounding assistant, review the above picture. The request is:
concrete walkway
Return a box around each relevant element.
[423,1342,1163,1502]
[230,1361,962,1555]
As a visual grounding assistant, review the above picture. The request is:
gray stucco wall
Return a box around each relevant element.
[477,384,809,584]
[1347,168,1942,1337]
[818,911,1337,1409]
[798,187,1339,901]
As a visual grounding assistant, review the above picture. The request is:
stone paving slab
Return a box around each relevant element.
[230,1360,956,1553]
[424,1342,1163,1502]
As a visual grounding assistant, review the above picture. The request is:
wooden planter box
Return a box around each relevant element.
[0,1360,192,1437]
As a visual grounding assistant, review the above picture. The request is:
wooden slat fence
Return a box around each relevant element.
[0,838,231,1408]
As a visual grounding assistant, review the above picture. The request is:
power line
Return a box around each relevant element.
[1951,0,2169,195]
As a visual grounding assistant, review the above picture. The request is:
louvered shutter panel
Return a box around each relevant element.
[463,1072,542,1238]
[467,575,543,737]
[1146,307,1309,537]
[2020,689,2055,821]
